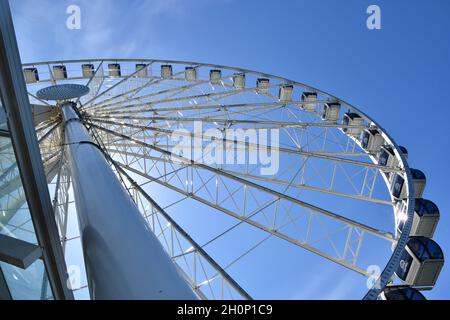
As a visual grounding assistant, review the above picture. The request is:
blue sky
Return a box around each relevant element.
[8,0,450,299]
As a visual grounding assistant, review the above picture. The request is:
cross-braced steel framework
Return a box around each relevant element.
[23,59,417,300]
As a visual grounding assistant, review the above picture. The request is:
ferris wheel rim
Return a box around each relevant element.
[25,58,417,300]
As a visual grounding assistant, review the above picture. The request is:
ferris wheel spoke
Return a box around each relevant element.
[85,77,173,111]
[81,61,158,109]
[76,61,104,107]
[220,168,391,205]
[86,74,212,112]
[47,63,57,86]
[38,128,63,163]
[111,163,252,300]
[142,103,285,125]
[125,73,194,102]
[205,105,335,152]
[91,123,394,240]
[108,135,369,157]
[84,77,163,112]
[40,148,62,166]
[37,121,61,144]
[86,68,248,112]
[90,104,370,157]
[35,116,60,132]
[49,132,71,252]
[139,157,391,239]
[94,101,310,116]
[117,160,390,276]
[100,131,382,205]
[91,114,368,131]
[82,61,155,107]
[101,146,384,201]
[105,146,390,206]
[89,119,397,173]
[78,63,106,109]
[92,87,254,115]
[85,67,198,111]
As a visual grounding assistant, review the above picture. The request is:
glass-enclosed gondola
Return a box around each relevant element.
[397,198,440,238]
[396,237,444,287]
[361,128,384,154]
[379,286,426,300]
[322,102,341,122]
[343,112,364,137]
[391,169,426,199]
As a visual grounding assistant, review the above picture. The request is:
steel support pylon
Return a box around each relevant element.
[61,103,196,300]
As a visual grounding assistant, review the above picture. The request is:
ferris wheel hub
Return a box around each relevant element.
[36,83,89,102]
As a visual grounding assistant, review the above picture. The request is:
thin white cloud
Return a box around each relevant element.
[10,0,233,62]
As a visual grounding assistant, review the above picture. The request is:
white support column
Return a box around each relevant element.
[62,103,195,300]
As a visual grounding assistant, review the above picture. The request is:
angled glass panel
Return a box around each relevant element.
[0,91,53,300]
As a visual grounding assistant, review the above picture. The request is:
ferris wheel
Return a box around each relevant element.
[18,59,443,300]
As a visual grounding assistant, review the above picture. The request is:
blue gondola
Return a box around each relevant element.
[322,102,340,122]
[343,112,364,137]
[379,286,426,300]
[361,129,384,153]
[391,169,426,199]
[397,199,440,238]
[396,237,444,287]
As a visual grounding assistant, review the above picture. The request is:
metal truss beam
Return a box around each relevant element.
[113,162,252,300]
[89,118,399,173]
[90,123,394,241]
[106,147,391,205]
